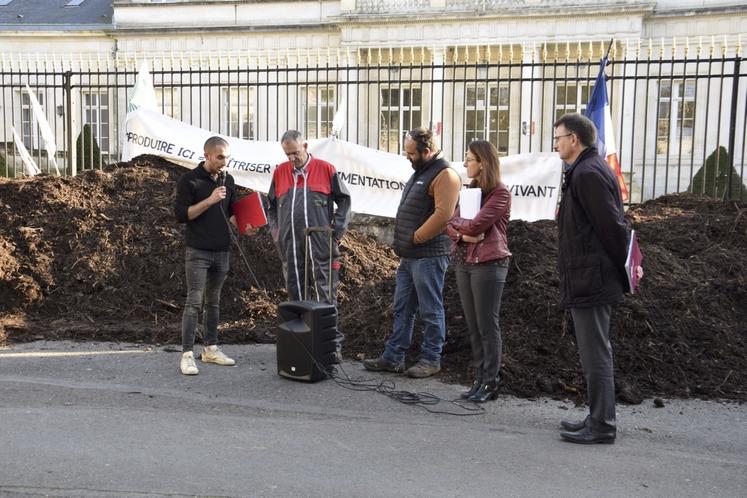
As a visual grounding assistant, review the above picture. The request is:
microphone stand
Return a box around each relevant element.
[217,170,261,289]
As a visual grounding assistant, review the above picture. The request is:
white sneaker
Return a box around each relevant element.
[201,345,235,366]
[180,351,199,375]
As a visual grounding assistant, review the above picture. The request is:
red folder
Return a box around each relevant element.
[232,192,267,234]
[625,230,643,294]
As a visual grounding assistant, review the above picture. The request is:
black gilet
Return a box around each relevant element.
[392,156,452,258]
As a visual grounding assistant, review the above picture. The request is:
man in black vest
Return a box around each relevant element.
[363,127,461,378]
[554,113,630,444]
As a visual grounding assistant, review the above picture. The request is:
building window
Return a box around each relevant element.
[465,83,509,155]
[21,92,43,149]
[379,86,422,153]
[301,86,335,139]
[83,91,109,152]
[657,80,695,155]
[222,87,255,140]
[155,87,181,120]
[554,83,593,121]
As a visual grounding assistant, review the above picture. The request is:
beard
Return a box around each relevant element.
[409,154,427,171]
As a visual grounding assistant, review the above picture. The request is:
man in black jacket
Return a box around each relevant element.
[174,136,238,376]
[554,113,630,444]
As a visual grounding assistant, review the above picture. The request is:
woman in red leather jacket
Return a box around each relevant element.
[447,140,512,402]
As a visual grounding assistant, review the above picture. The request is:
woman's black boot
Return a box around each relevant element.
[468,381,499,403]
[461,378,482,399]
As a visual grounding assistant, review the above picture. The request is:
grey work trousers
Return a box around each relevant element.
[277,233,343,349]
[455,262,508,384]
[570,305,617,431]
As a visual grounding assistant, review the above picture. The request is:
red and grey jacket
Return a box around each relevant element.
[267,155,351,300]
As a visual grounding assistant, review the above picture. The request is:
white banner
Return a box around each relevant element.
[493,153,562,222]
[11,126,41,176]
[24,84,60,176]
[127,61,158,113]
[122,109,561,220]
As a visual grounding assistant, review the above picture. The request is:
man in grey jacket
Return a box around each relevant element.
[267,130,351,356]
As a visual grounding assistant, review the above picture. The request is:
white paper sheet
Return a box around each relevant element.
[459,188,482,219]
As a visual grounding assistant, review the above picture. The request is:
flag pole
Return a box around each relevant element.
[585,38,630,202]
[604,39,614,62]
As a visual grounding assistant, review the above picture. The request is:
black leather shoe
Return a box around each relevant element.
[362,356,405,373]
[461,378,483,399]
[468,381,499,403]
[560,426,616,445]
[560,416,589,432]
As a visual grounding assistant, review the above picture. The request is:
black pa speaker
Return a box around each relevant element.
[276,300,337,382]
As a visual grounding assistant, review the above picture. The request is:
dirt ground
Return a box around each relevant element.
[1,155,745,403]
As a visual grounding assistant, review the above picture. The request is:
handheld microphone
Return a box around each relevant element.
[218,170,226,187]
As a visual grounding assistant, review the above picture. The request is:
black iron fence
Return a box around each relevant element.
[2,44,745,202]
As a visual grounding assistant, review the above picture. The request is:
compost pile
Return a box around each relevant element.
[1,155,745,403]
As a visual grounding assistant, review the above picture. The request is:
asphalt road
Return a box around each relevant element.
[0,341,745,497]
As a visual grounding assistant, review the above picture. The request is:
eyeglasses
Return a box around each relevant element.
[465,156,478,163]
[553,133,574,142]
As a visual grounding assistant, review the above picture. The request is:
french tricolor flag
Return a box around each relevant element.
[584,57,629,201]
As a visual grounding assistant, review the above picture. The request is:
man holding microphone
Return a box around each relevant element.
[174,136,238,375]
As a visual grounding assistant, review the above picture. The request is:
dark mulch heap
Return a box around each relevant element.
[1,155,745,403]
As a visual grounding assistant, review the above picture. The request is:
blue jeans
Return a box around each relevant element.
[181,247,230,352]
[383,255,450,364]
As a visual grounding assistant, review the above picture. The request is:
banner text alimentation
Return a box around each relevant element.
[338,171,406,191]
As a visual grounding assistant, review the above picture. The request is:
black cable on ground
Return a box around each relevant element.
[278,324,486,417]
[327,362,486,416]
